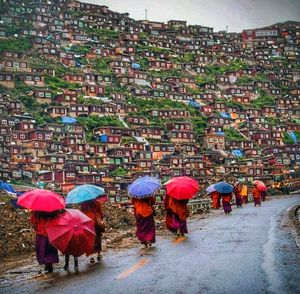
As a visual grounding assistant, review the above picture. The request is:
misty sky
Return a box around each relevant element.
[81,0,300,32]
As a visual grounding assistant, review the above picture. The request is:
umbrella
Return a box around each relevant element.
[253,180,268,192]
[214,182,234,194]
[206,184,216,193]
[17,189,65,212]
[66,184,105,204]
[46,209,95,257]
[128,176,161,198]
[165,176,199,200]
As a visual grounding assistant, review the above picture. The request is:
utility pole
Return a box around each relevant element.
[145,9,148,20]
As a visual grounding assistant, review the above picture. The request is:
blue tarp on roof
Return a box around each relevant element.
[61,116,77,124]
[131,63,141,69]
[215,131,225,136]
[287,131,297,144]
[232,150,244,157]
[0,181,17,194]
[219,112,231,119]
[188,100,201,108]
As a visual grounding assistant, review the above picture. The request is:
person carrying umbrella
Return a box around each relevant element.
[30,211,60,273]
[46,209,96,272]
[211,191,220,209]
[214,182,234,215]
[80,199,105,263]
[165,176,199,237]
[252,183,262,207]
[17,189,65,273]
[128,176,160,247]
[234,182,243,208]
[66,184,106,264]
[164,194,176,234]
[206,184,220,209]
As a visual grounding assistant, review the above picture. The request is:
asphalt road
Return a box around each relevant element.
[1,195,300,294]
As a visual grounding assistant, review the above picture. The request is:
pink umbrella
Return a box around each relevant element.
[46,209,95,257]
[17,189,65,212]
[165,176,199,200]
[253,180,267,192]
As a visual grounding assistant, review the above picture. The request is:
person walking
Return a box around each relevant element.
[234,182,243,208]
[168,197,189,237]
[132,196,156,247]
[80,199,105,263]
[252,184,262,207]
[210,191,220,209]
[241,184,248,204]
[221,192,233,214]
[30,212,59,273]
[164,194,176,234]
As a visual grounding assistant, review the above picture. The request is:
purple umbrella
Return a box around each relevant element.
[128,176,161,198]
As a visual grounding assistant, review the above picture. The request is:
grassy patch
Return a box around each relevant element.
[0,37,32,53]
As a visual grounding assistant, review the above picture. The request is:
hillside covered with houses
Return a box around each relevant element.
[0,0,300,202]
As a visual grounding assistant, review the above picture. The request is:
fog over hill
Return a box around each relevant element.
[82,0,300,32]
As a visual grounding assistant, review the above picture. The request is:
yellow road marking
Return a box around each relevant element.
[172,236,187,244]
[116,258,149,279]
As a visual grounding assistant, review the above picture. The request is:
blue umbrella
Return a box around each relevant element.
[61,116,77,124]
[128,176,161,198]
[214,182,234,194]
[66,184,105,204]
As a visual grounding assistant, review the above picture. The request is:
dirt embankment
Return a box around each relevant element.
[0,194,34,259]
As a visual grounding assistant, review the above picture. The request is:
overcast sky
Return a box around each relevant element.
[81,0,300,32]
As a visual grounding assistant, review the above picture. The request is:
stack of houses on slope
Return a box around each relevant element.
[0,0,299,201]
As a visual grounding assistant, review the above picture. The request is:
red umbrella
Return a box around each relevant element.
[253,180,268,192]
[17,189,65,212]
[46,209,95,257]
[165,176,199,200]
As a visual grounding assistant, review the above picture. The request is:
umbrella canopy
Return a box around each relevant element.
[128,176,161,198]
[66,184,105,204]
[206,184,216,194]
[214,182,234,194]
[253,180,268,192]
[165,176,199,200]
[46,209,95,257]
[17,189,65,212]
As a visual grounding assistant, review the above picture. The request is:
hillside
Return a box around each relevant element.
[0,0,299,200]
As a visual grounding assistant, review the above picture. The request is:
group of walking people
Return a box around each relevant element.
[29,192,191,273]
[26,178,267,274]
[131,193,190,248]
[210,181,267,215]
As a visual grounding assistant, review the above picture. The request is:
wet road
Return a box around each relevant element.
[1,195,300,294]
